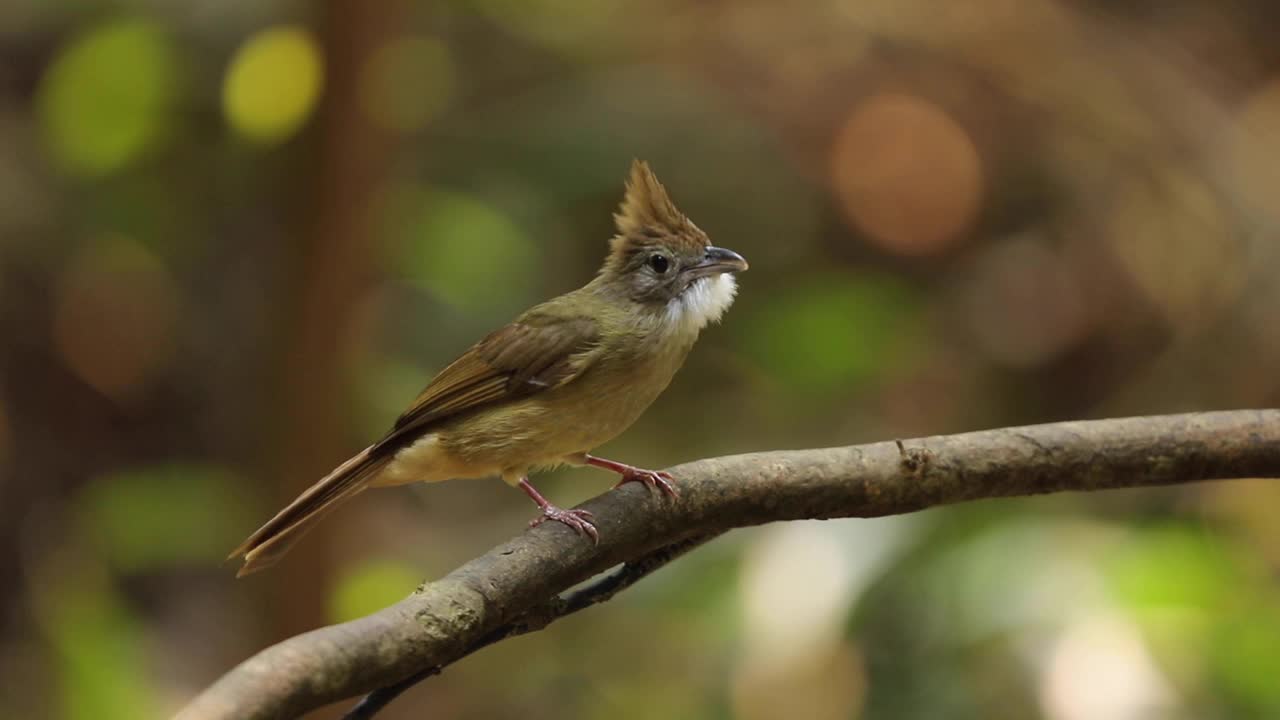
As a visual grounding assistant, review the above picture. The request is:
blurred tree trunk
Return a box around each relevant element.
[265,0,403,643]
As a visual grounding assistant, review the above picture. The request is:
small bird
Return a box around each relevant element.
[229,160,748,576]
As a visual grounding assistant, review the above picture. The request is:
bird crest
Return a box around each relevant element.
[610,160,708,257]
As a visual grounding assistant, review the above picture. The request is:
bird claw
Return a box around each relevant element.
[614,468,680,499]
[530,506,599,544]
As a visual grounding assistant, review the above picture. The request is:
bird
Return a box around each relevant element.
[229,160,748,576]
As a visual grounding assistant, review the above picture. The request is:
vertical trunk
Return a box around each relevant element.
[266,0,403,642]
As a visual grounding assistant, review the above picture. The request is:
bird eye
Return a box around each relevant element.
[649,253,670,274]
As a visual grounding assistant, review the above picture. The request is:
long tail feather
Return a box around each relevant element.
[229,445,387,577]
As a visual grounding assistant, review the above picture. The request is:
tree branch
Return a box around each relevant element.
[178,410,1280,720]
[342,531,719,719]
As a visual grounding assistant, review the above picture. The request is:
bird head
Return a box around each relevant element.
[600,160,748,331]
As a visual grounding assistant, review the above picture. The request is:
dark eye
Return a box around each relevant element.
[649,253,670,274]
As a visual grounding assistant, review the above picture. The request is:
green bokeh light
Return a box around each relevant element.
[381,185,537,313]
[36,18,178,177]
[1106,526,1280,712]
[739,273,923,394]
[329,560,422,623]
[43,584,157,720]
[470,0,624,56]
[1212,609,1280,712]
[361,36,454,133]
[358,357,440,437]
[78,464,253,572]
[222,26,324,144]
[1105,525,1236,612]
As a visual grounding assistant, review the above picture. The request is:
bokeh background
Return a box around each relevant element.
[3,0,1280,718]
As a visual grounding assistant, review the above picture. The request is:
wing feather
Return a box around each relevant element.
[384,315,600,442]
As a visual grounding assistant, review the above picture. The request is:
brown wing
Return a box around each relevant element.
[384,314,600,442]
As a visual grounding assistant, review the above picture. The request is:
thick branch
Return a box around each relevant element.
[179,410,1280,719]
[342,531,719,719]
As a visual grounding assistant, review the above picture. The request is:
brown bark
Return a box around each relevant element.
[266,0,400,639]
[180,410,1280,720]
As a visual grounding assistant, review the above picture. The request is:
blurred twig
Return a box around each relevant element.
[177,410,1280,720]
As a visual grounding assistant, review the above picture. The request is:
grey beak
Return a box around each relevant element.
[688,246,749,278]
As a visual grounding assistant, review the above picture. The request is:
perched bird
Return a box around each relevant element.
[229,160,748,576]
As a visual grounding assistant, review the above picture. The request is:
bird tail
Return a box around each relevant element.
[228,445,388,577]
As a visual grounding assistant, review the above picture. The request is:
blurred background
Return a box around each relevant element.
[3,0,1280,718]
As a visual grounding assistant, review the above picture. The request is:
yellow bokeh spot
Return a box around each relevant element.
[36,19,178,176]
[223,26,324,144]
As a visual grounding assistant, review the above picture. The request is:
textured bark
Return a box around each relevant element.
[178,410,1280,720]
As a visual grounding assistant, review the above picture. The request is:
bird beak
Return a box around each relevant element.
[686,246,749,279]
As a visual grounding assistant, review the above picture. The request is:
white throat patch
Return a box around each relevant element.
[665,274,738,336]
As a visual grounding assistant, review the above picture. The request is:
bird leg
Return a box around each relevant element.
[518,477,599,543]
[583,455,679,499]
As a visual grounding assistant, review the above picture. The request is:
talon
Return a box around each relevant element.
[518,477,599,543]
[585,455,680,500]
[614,468,680,499]
[530,506,599,544]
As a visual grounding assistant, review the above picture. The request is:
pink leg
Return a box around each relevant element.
[518,477,599,543]
[584,455,679,499]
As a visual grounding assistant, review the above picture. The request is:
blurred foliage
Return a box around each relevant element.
[36,19,179,176]
[360,35,453,133]
[738,273,924,395]
[379,185,537,313]
[40,582,157,720]
[2,0,1280,719]
[78,464,251,572]
[328,560,421,623]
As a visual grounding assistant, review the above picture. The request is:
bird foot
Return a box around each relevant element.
[529,506,599,544]
[584,454,679,498]
[612,467,679,499]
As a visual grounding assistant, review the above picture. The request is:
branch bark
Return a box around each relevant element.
[179,410,1280,719]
